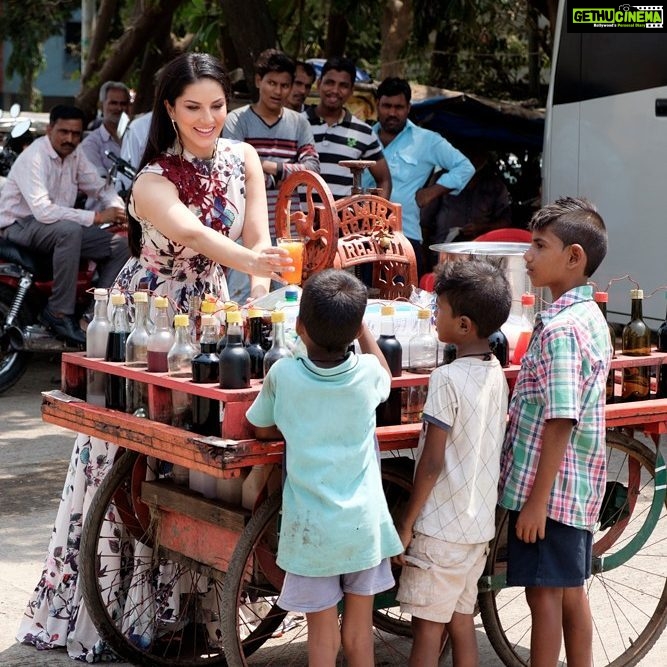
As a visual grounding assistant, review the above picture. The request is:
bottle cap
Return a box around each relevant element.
[380,305,395,316]
[594,291,608,303]
[417,308,431,319]
[154,296,169,309]
[247,308,263,318]
[174,314,189,327]
[630,289,644,299]
[110,293,125,306]
[201,300,216,314]
[271,310,286,323]
[227,311,242,325]
[133,290,148,303]
[285,289,299,302]
[201,315,216,328]
[521,293,536,306]
[93,287,108,300]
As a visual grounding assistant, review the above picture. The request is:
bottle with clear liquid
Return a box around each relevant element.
[594,291,617,403]
[621,288,651,401]
[168,313,196,428]
[220,311,251,389]
[407,308,438,373]
[105,293,130,411]
[188,294,202,350]
[191,315,221,436]
[488,329,509,367]
[147,296,173,372]
[86,288,110,406]
[245,308,266,379]
[263,310,294,376]
[376,305,403,426]
[511,293,536,365]
[656,293,667,398]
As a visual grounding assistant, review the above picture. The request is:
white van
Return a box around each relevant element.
[542,1,667,325]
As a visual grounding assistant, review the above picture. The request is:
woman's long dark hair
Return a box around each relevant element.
[128,52,232,257]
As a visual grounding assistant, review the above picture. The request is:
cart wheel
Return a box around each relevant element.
[478,430,667,666]
[80,451,227,666]
[221,460,449,665]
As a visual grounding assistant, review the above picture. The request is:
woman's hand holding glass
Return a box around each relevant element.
[252,246,294,283]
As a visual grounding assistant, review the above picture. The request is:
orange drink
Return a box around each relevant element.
[277,237,304,285]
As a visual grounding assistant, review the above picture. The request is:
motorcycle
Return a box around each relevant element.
[0,152,134,394]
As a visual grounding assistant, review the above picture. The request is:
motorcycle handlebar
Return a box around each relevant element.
[105,150,137,180]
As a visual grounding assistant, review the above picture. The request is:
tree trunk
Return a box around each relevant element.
[219,0,277,101]
[380,0,414,79]
[75,0,186,119]
[82,0,118,87]
[325,11,349,58]
[429,27,456,89]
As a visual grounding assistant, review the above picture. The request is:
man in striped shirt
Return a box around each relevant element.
[305,57,391,200]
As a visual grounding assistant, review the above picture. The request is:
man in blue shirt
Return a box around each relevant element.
[363,77,474,278]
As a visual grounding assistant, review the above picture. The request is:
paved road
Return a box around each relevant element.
[0,357,665,666]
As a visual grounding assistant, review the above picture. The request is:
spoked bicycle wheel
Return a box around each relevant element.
[478,429,667,666]
[80,450,227,666]
[221,459,448,666]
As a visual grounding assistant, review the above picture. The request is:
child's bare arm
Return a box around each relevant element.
[254,425,283,440]
[356,322,391,378]
[516,417,574,543]
[393,422,447,564]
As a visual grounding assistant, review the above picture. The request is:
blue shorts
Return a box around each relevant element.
[277,559,395,613]
[506,511,592,588]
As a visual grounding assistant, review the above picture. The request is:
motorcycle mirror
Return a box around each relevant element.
[10,119,31,139]
[117,111,130,139]
[9,103,21,119]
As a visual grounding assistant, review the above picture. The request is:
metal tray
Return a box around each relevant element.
[429,241,529,256]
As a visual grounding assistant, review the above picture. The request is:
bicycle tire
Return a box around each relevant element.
[80,450,228,666]
[478,429,667,666]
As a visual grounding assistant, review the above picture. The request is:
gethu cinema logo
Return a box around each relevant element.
[573,5,663,27]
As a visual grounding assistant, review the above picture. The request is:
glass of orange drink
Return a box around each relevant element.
[277,237,305,285]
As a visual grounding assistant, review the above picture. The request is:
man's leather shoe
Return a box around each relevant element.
[40,308,86,346]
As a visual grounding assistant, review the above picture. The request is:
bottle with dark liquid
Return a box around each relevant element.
[263,310,294,376]
[488,329,509,367]
[621,288,651,401]
[245,308,266,379]
[86,288,110,406]
[125,290,150,415]
[147,296,173,372]
[191,315,221,436]
[376,305,403,426]
[656,294,667,398]
[594,291,617,403]
[105,293,130,411]
[220,310,251,389]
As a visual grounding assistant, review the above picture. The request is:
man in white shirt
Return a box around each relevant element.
[0,105,129,345]
[117,110,152,193]
[81,81,131,177]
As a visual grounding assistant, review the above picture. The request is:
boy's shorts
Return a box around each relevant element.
[506,510,592,587]
[277,558,395,613]
[396,532,488,624]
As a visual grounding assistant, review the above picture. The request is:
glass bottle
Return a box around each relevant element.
[407,308,437,373]
[656,294,667,398]
[621,288,651,401]
[263,310,294,376]
[488,329,509,368]
[376,305,403,426]
[511,292,535,365]
[594,291,617,403]
[125,291,150,368]
[219,310,251,389]
[86,288,110,406]
[147,296,173,372]
[168,313,196,428]
[188,294,202,349]
[191,315,221,436]
[245,308,266,379]
[105,293,130,411]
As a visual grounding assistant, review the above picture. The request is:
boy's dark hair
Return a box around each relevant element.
[320,56,356,84]
[295,60,316,80]
[434,259,512,338]
[530,196,607,276]
[299,269,367,352]
[376,77,412,103]
[49,105,85,125]
[255,49,295,80]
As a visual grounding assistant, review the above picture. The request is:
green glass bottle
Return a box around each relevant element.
[621,289,651,401]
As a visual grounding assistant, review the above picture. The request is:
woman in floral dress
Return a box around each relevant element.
[17,52,293,661]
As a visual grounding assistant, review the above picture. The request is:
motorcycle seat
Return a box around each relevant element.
[0,237,51,277]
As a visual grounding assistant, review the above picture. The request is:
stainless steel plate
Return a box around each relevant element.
[429,241,529,256]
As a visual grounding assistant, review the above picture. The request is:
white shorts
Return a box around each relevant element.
[396,532,488,623]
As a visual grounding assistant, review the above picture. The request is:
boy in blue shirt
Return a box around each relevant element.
[247,269,403,666]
